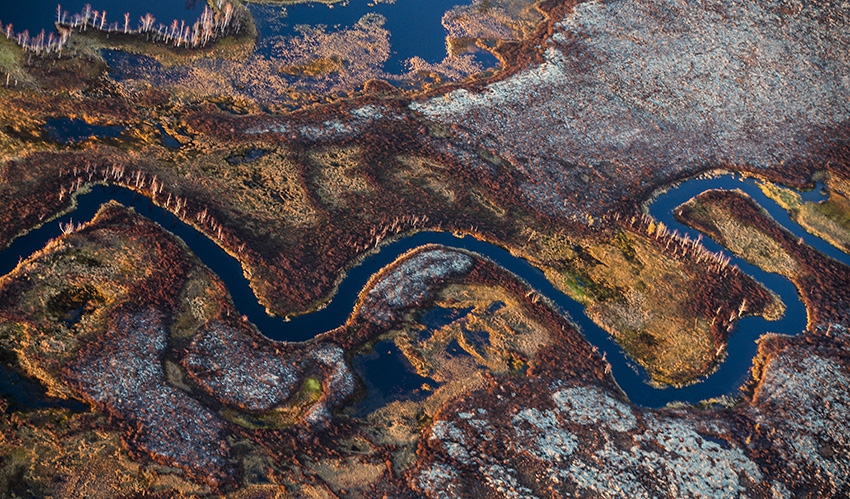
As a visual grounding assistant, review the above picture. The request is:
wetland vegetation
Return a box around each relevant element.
[1,0,849,496]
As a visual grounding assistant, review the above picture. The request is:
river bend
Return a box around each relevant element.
[1,174,847,407]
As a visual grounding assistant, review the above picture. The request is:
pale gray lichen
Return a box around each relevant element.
[417,463,463,499]
[183,322,303,411]
[411,0,850,220]
[361,249,474,324]
[553,385,637,432]
[417,382,769,498]
[751,353,850,494]
[65,311,232,482]
[511,408,577,462]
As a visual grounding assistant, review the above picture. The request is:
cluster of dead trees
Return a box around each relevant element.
[0,19,71,56]
[621,211,735,275]
[1,1,246,56]
[58,162,237,250]
[58,1,245,48]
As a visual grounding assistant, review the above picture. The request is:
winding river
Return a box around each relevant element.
[1,174,847,409]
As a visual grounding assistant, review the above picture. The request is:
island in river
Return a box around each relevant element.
[0,0,849,497]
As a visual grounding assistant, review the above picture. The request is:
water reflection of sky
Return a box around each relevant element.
[1,0,497,74]
[249,0,497,75]
[7,0,499,100]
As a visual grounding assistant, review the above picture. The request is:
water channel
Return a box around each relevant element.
[0,174,847,410]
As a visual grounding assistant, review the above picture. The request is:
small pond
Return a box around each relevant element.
[44,117,126,145]
[350,339,434,415]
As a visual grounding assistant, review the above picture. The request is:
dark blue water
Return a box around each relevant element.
[797,180,829,203]
[350,339,432,414]
[419,306,472,333]
[445,338,471,357]
[101,49,163,81]
[155,124,182,149]
[0,174,846,408]
[0,361,87,413]
[44,117,126,145]
[640,174,842,404]
[226,148,270,165]
[460,325,488,352]
[250,0,495,76]
[0,1,206,37]
[412,305,474,344]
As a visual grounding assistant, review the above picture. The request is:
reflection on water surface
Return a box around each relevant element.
[0,0,206,36]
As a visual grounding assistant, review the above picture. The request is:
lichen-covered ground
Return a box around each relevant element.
[1,0,850,495]
[414,332,850,498]
[0,204,605,496]
[411,0,850,220]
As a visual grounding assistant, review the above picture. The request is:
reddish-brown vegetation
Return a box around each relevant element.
[2,0,849,494]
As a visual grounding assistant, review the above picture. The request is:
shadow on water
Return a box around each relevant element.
[0,173,847,408]
[0,361,87,414]
[416,305,473,342]
[460,325,489,353]
[445,338,471,358]
[155,124,182,149]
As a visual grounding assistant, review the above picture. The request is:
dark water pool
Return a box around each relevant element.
[100,49,163,82]
[44,117,126,145]
[155,123,182,149]
[0,361,87,413]
[0,173,846,409]
[226,148,271,165]
[417,305,473,342]
[0,0,206,37]
[350,339,432,414]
